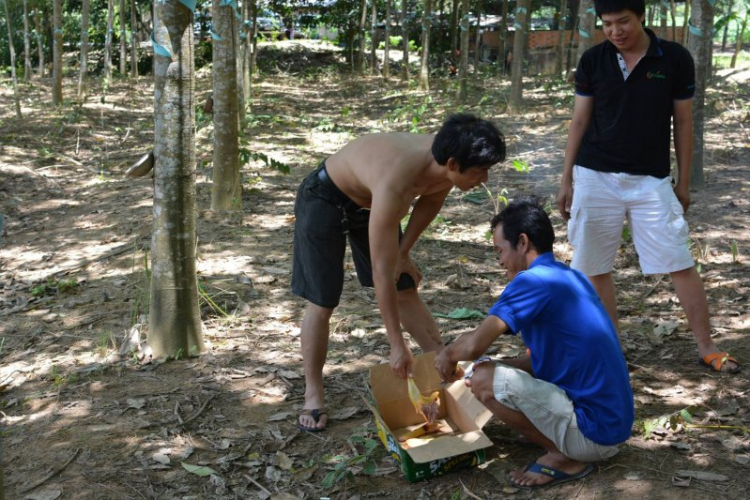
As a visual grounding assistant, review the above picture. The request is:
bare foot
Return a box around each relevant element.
[509,452,589,488]
[298,407,328,431]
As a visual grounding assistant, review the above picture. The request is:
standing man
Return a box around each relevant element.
[558,0,740,373]
[293,114,507,431]
[436,198,633,489]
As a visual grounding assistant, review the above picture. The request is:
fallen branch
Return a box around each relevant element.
[180,393,217,427]
[244,475,272,496]
[19,447,80,493]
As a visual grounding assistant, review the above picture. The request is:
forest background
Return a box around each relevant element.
[1,0,749,498]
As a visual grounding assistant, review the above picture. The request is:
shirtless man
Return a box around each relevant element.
[292,114,507,431]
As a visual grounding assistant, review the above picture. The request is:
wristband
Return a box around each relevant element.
[463,356,492,379]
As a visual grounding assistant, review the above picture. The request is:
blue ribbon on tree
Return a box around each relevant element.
[179,0,196,12]
[151,31,173,57]
[688,23,703,37]
[579,28,591,38]
[586,7,596,14]
[211,29,223,41]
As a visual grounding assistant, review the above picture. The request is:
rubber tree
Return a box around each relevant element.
[384,0,391,79]
[52,0,62,105]
[555,0,568,76]
[370,0,379,75]
[119,0,126,74]
[687,0,714,190]
[105,0,114,86]
[473,0,482,74]
[78,0,90,99]
[401,0,409,80]
[149,0,203,358]
[3,0,23,118]
[357,0,367,72]
[417,0,432,91]
[211,0,242,211]
[508,0,530,113]
[33,3,43,77]
[457,0,469,101]
[241,0,252,111]
[575,0,596,66]
[498,0,509,75]
[22,0,31,81]
[130,0,138,77]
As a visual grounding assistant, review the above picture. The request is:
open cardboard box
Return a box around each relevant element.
[366,352,493,482]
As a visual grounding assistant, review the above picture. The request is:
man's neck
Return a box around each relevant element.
[619,28,650,58]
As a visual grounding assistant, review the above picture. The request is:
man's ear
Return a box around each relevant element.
[518,233,531,253]
[446,158,460,172]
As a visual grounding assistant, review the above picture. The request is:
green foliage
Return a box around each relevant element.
[434,308,485,320]
[239,148,291,174]
[31,278,78,297]
[386,95,432,133]
[730,240,739,263]
[638,406,695,440]
[321,434,381,489]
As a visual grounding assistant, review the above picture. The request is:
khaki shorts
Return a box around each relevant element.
[493,365,620,462]
[568,165,695,275]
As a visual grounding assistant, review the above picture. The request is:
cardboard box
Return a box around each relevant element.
[367,352,493,482]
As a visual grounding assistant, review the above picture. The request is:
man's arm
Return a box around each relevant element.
[369,187,415,378]
[397,187,452,284]
[435,315,508,383]
[673,98,694,213]
[557,94,594,220]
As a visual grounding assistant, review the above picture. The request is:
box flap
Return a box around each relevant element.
[369,351,441,404]
[446,362,493,429]
[403,431,493,463]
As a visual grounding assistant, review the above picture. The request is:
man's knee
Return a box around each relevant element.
[468,364,496,405]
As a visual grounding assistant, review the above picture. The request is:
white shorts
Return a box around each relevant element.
[568,165,695,275]
[493,365,620,462]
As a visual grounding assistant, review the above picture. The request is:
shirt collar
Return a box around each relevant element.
[529,252,556,269]
[604,27,663,58]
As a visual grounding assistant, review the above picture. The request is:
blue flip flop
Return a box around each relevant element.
[510,462,595,489]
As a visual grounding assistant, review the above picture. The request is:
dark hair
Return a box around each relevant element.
[594,0,645,18]
[490,196,554,253]
[432,114,506,172]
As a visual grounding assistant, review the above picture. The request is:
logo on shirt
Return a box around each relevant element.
[647,71,667,80]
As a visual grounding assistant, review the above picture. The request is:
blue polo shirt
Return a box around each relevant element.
[488,253,634,446]
[574,29,695,178]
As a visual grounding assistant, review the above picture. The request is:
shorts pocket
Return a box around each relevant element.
[667,202,690,246]
[567,207,582,248]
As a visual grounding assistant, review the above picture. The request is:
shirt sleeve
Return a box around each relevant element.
[487,272,549,335]
[574,48,596,96]
[673,45,696,100]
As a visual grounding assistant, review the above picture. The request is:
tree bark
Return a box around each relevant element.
[555,0,568,76]
[498,0,509,75]
[250,0,259,80]
[119,0,127,74]
[130,0,138,77]
[34,6,44,78]
[22,0,31,81]
[682,0,690,45]
[52,0,62,105]
[358,0,367,73]
[4,0,23,118]
[418,0,432,91]
[730,15,746,68]
[371,0,379,75]
[670,0,677,41]
[474,0,482,74]
[150,0,203,359]
[457,0,469,101]
[449,0,459,53]
[384,0,391,80]
[687,0,713,190]
[105,0,114,86]
[78,0,90,100]
[721,0,733,51]
[508,0,530,113]
[211,0,241,212]
[575,0,596,66]
[401,0,409,80]
[242,0,252,111]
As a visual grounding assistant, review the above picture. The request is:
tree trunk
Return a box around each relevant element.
[105,0,114,86]
[211,0,241,212]
[235,11,245,125]
[358,0,367,73]
[250,0,259,80]
[242,0,251,110]
[384,0,391,80]
[371,0,379,75]
[731,15,747,68]
[22,0,31,81]
[457,0,469,101]
[473,0,482,74]
[555,0,568,76]
[34,6,44,78]
[119,0,127,74]
[669,0,677,41]
[682,0,690,45]
[498,0,509,75]
[687,0,713,190]
[52,0,62,105]
[721,0,733,51]
[449,0,459,53]
[508,0,530,113]
[78,0,90,100]
[150,0,203,359]
[401,0,409,80]
[130,0,138,77]
[4,0,23,118]
[660,1,668,39]
[418,0,432,91]
[575,0,596,66]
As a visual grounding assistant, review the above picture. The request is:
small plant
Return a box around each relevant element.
[97,330,117,355]
[730,240,739,263]
[639,407,695,439]
[321,434,381,488]
[30,278,78,297]
[239,148,291,174]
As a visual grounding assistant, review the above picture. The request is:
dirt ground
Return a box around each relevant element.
[1,41,749,500]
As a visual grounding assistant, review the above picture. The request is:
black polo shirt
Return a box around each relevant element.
[574,29,695,178]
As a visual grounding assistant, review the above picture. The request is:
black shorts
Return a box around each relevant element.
[291,162,415,308]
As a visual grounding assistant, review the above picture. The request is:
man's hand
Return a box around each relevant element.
[396,253,422,286]
[389,341,414,379]
[673,183,691,213]
[435,349,463,383]
[557,181,574,221]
